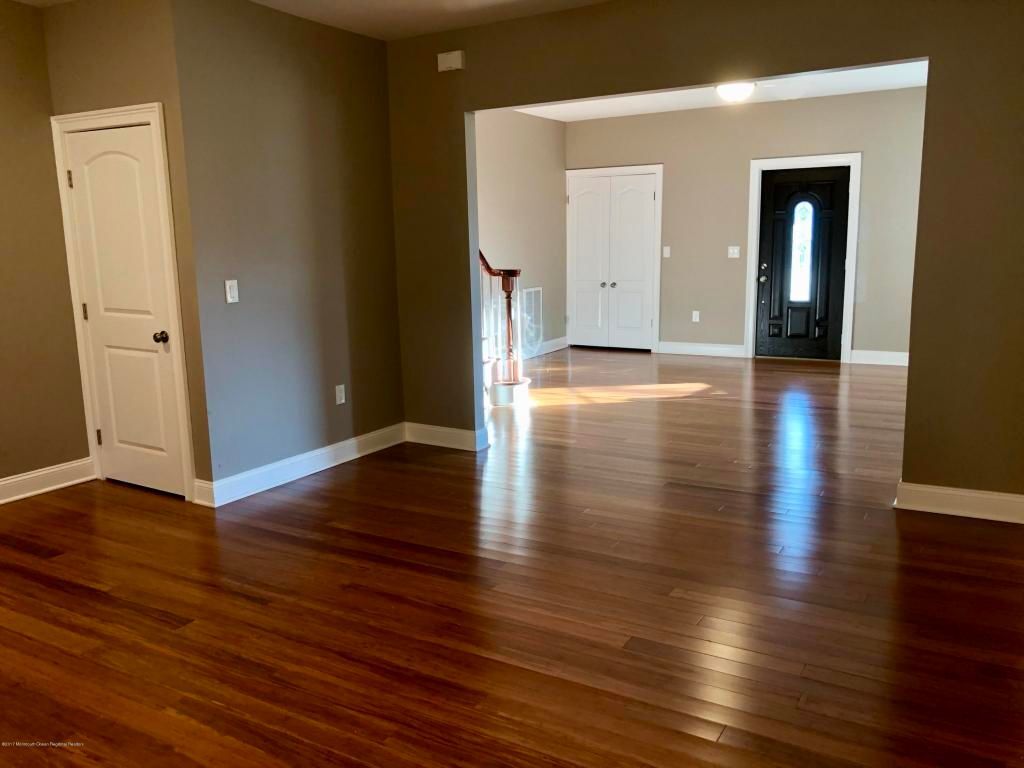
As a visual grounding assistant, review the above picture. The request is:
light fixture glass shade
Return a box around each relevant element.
[715,82,756,103]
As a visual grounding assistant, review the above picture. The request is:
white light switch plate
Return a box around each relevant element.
[728,246,741,259]
[692,310,700,323]
[663,246,671,259]
[335,385,346,405]
[224,279,239,304]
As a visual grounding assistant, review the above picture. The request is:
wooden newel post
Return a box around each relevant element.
[501,273,518,381]
[480,251,522,384]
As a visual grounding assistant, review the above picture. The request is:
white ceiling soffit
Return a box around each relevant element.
[516,60,929,123]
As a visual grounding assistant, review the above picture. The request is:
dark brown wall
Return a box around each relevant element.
[388,0,1024,495]
[44,0,213,479]
[172,0,404,479]
[0,0,88,478]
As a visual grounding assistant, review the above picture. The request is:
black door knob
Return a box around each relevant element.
[153,330,169,343]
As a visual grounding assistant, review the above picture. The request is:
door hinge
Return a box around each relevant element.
[96,428,103,446]
[67,170,74,188]
[566,194,570,204]
[82,302,89,320]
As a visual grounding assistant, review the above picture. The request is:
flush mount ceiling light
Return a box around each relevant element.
[715,82,756,103]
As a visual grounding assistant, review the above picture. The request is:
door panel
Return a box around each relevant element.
[615,291,645,329]
[105,348,167,450]
[68,125,186,495]
[567,176,610,346]
[755,166,849,360]
[608,175,655,349]
[87,155,155,314]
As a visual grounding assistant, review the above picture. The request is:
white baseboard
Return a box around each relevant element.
[192,421,489,508]
[850,350,909,366]
[525,336,568,359]
[0,457,96,506]
[191,480,216,508]
[404,422,489,452]
[192,423,405,508]
[895,481,1024,524]
[656,342,748,358]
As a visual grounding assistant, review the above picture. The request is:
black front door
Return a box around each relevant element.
[755,166,849,360]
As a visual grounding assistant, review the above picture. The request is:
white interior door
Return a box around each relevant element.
[567,176,610,346]
[66,125,187,495]
[608,174,656,349]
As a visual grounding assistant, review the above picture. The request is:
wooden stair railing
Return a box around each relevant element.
[479,251,523,383]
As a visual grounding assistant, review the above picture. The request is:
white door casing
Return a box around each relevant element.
[567,175,610,347]
[608,175,656,348]
[567,166,662,350]
[53,105,193,498]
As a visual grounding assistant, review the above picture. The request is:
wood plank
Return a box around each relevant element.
[4,350,1023,766]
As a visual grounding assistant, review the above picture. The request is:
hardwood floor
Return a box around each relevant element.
[4,348,1024,766]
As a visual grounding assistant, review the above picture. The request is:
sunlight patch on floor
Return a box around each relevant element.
[528,381,712,406]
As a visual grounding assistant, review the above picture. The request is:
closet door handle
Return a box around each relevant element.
[610,282,617,288]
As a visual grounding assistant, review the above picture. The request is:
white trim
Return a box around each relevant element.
[656,342,747,358]
[192,421,489,508]
[404,422,489,452]
[850,350,909,366]
[895,482,1024,524]
[745,153,862,364]
[566,164,663,351]
[0,458,96,506]
[191,480,216,508]
[51,103,197,501]
[566,164,665,179]
[191,423,406,508]
[526,336,569,359]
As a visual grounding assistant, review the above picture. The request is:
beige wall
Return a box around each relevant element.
[387,0,1024,495]
[0,0,88,478]
[172,0,403,479]
[44,0,213,479]
[567,88,926,352]
[38,0,402,482]
[4,0,1020,501]
[476,109,566,343]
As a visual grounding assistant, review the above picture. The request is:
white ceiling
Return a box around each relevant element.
[252,0,609,39]
[15,0,607,39]
[18,0,606,39]
[516,61,929,123]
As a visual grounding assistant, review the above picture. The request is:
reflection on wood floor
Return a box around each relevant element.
[4,347,1024,767]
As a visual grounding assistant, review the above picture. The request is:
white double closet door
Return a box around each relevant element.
[567,172,657,349]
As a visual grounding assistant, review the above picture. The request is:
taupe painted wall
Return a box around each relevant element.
[567,88,926,352]
[44,0,213,479]
[387,0,1024,495]
[38,0,402,482]
[172,0,403,479]
[476,109,567,343]
[0,0,88,478]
